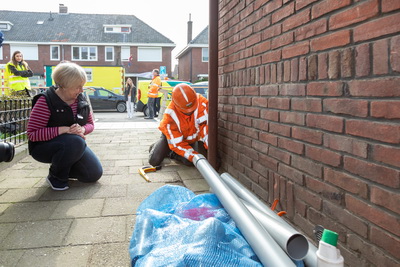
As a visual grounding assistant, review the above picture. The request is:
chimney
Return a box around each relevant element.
[59,4,68,14]
[187,14,193,44]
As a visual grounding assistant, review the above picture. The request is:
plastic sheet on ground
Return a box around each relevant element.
[129,184,304,267]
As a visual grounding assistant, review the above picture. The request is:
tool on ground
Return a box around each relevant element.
[138,165,162,182]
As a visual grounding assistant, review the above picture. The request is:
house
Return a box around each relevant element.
[0,5,175,88]
[176,25,208,82]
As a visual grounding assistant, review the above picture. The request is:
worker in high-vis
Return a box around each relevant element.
[5,51,33,96]
[149,84,208,166]
[145,69,161,119]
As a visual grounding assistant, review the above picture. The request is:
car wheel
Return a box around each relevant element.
[117,102,126,113]
[143,105,149,117]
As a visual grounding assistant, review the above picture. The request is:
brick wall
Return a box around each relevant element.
[217,0,400,266]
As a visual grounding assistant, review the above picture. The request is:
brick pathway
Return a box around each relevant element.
[0,121,208,267]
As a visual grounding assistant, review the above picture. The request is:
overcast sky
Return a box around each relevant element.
[1,0,209,66]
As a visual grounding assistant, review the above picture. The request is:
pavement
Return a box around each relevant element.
[0,112,209,267]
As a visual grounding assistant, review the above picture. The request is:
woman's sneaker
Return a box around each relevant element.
[46,175,69,191]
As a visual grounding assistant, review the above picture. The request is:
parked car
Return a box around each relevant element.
[84,87,126,112]
[136,79,191,116]
[192,81,208,99]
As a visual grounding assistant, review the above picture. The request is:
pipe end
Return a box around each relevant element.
[193,154,206,166]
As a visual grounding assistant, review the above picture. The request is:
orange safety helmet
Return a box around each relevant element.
[172,84,198,113]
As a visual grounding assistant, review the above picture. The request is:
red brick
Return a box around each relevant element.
[279,164,304,184]
[370,226,400,259]
[311,30,351,52]
[282,40,310,59]
[323,133,368,158]
[307,81,343,96]
[268,97,290,110]
[263,0,283,15]
[276,61,283,83]
[239,115,252,127]
[318,52,328,79]
[372,144,400,168]
[261,49,282,63]
[290,58,299,81]
[308,54,317,80]
[295,18,327,41]
[280,111,305,125]
[261,109,279,121]
[371,185,400,214]
[245,126,260,139]
[391,35,400,73]
[371,100,400,119]
[382,0,400,12]
[283,60,291,82]
[346,119,400,144]
[344,156,400,188]
[272,1,295,23]
[323,98,368,117]
[346,194,400,236]
[259,153,279,172]
[272,32,294,50]
[259,132,278,146]
[246,56,262,68]
[341,48,353,78]
[306,114,344,133]
[280,84,306,96]
[328,50,340,79]
[329,0,379,30]
[294,184,322,209]
[323,200,368,237]
[269,122,291,137]
[311,0,351,19]
[305,146,342,167]
[238,134,252,147]
[373,39,389,75]
[348,77,400,97]
[253,40,271,56]
[245,86,259,96]
[252,96,268,107]
[355,43,371,77]
[283,8,310,31]
[262,24,282,40]
[296,0,318,10]
[252,140,269,155]
[354,13,400,42]
[269,146,291,164]
[292,126,323,145]
[260,84,278,96]
[324,168,368,199]
[278,137,304,154]
[291,97,322,112]
[299,56,307,81]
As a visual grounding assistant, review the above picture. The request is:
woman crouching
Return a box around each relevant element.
[27,62,103,191]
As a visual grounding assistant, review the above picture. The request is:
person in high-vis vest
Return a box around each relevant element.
[149,84,208,166]
[145,69,161,119]
[5,51,33,96]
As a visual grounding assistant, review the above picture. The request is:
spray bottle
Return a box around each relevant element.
[316,229,344,267]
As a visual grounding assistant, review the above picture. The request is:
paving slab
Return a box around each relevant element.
[0,201,59,223]
[0,250,25,267]
[88,242,130,267]
[0,188,47,203]
[49,199,105,219]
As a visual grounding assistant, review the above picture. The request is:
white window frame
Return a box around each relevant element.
[137,47,162,62]
[105,46,114,61]
[121,46,131,62]
[202,47,209,62]
[50,45,60,61]
[84,68,93,82]
[0,46,3,60]
[71,46,98,61]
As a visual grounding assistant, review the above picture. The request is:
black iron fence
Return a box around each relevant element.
[0,96,32,146]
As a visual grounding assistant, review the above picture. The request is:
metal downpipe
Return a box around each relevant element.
[193,154,295,267]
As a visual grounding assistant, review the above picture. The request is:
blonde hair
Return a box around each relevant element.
[52,62,87,89]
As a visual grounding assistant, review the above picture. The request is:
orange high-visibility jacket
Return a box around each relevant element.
[148,75,161,98]
[159,94,208,162]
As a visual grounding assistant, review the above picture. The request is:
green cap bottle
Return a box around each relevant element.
[321,229,339,247]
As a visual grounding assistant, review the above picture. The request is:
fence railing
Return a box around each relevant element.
[0,97,32,147]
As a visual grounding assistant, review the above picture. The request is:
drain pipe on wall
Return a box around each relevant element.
[207,0,219,169]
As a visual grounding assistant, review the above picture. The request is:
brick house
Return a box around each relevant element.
[217,0,400,266]
[0,5,175,85]
[176,26,209,82]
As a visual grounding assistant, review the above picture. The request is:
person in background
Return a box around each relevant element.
[27,62,103,191]
[145,69,161,119]
[124,78,137,119]
[5,51,33,96]
[149,84,208,166]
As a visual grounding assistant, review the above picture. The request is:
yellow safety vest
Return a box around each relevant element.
[5,62,31,91]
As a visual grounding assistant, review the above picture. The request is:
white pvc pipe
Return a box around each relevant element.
[193,154,295,267]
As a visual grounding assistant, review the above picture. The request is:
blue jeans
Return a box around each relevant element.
[30,134,103,182]
[147,97,155,118]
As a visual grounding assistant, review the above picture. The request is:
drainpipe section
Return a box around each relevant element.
[208,0,218,169]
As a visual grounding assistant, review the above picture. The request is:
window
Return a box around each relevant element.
[104,25,131,33]
[121,47,131,62]
[105,47,114,61]
[84,68,93,82]
[0,46,3,60]
[50,46,60,61]
[10,45,39,60]
[72,46,97,61]
[121,27,130,33]
[98,89,111,97]
[202,47,209,62]
[0,21,13,31]
[138,47,162,62]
